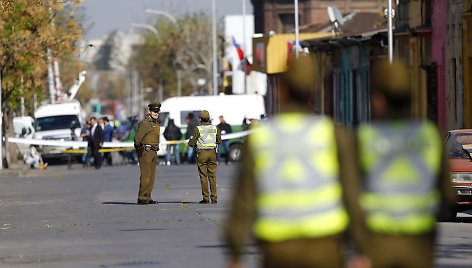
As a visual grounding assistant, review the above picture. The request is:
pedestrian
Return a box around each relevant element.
[102,116,114,166]
[352,58,456,268]
[80,121,92,167]
[185,113,199,163]
[89,116,103,169]
[163,118,182,165]
[134,102,161,205]
[121,124,138,165]
[224,56,356,268]
[216,115,232,164]
[188,110,221,204]
[23,145,47,170]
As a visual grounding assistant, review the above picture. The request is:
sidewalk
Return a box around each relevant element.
[0,162,96,179]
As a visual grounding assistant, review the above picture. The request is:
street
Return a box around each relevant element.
[0,163,470,268]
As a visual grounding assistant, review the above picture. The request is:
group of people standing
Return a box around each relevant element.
[135,102,230,205]
[163,112,233,166]
[80,116,114,169]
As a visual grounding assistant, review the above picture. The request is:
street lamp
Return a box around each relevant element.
[145,9,177,25]
[212,0,218,95]
[145,9,182,96]
[131,23,160,39]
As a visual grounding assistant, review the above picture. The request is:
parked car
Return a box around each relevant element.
[445,129,472,218]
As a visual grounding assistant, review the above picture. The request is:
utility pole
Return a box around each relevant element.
[294,0,300,57]
[0,68,3,169]
[242,0,247,94]
[212,0,218,95]
[387,0,394,63]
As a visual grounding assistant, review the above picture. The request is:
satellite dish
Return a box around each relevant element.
[327,6,344,31]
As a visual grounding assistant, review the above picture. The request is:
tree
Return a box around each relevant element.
[132,12,223,99]
[0,0,82,166]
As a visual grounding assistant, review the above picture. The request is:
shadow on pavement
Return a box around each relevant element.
[102,202,137,205]
[100,260,161,267]
[101,201,200,205]
[119,228,167,232]
[436,243,472,261]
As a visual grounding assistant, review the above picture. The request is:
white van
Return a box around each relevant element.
[33,100,85,159]
[158,94,266,161]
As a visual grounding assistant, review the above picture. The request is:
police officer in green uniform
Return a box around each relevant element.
[352,59,456,268]
[134,102,161,205]
[224,56,358,268]
[188,110,222,204]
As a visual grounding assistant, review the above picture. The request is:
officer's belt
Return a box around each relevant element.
[143,144,158,151]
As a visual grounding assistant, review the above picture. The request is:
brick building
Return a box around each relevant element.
[251,0,386,34]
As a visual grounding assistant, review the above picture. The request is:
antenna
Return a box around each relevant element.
[327,6,344,34]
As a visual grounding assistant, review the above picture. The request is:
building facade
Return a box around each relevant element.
[251,0,386,34]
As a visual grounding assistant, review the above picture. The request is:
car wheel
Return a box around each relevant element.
[229,143,242,162]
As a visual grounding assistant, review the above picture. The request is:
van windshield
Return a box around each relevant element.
[35,115,80,131]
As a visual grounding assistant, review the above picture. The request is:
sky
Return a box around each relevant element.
[81,0,254,39]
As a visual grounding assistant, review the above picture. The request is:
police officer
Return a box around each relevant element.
[188,110,221,204]
[134,102,161,205]
[224,56,357,268]
[353,59,456,267]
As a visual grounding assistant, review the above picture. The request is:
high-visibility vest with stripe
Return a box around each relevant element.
[197,125,217,149]
[357,121,442,234]
[250,113,348,242]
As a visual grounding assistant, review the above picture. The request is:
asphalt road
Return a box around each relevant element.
[0,163,471,268]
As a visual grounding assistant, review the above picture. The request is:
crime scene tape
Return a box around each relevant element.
[7,129,257,152]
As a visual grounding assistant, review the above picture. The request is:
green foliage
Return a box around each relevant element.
[0,0,82,111]
[132,12,223,99]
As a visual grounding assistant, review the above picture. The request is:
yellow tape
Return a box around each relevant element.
[62,148,134,154]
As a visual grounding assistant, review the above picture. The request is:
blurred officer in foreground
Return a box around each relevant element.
[134,102,161,205]
[188,110,222,204]
[353,59,456,268]
[224,56,357,268]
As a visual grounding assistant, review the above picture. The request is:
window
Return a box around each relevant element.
[35,115,80,132]
[279,13,298,33]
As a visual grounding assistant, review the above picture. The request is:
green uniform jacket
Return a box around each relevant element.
[134,115,160,148]
[187,122,222,148]
[223,104,361,263]
[352,124,456,254]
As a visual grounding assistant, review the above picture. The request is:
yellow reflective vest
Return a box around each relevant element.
[357,121,442,234]
[196,125,217,149]
[250,113,348,242]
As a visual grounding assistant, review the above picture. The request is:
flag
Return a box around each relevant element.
[232,37,245,61]
[287,40,310,65]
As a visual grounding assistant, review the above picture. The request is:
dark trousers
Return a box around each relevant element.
[217,140,230,163]
[91,144,102,169]
[104,152,112,165]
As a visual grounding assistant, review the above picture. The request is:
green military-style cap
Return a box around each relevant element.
[199,110,210,119]
[371,58,410,96]
[283,55,317,93]
[148,102,161,112]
